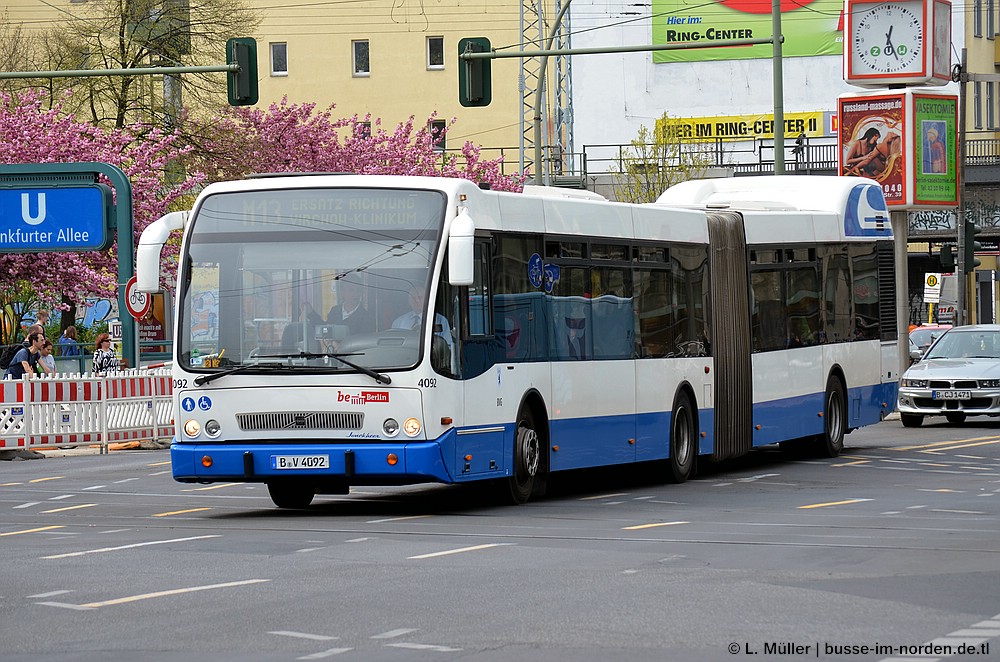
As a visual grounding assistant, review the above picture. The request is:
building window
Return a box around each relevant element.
[353,40,370,77]
[270,43,288,76]
[976,0,983,37]
[990,0,996,38]
[429,120,446,151]
[975,81,984,129]
[989,82,996,129]
[427,37,444,69]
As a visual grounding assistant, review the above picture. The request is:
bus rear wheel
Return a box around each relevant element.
[267,481,315,509]
[507,408,541,505]
[815,376,846,458]
[667,392,696,483]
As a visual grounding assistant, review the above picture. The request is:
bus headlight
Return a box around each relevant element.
[403,417,421,437]
[183,419,201,437]
[383,418,400,437]
[204,419,222,438]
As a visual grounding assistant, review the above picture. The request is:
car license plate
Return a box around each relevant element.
[271,454,330,470]
[932,390,971,400]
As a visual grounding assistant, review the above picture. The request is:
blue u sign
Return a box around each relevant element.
[0,185,112,252]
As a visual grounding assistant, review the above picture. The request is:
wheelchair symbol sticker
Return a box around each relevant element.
[198,396,213,411]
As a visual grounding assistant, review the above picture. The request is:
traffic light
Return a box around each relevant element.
[940,243,956,271]
[458,37,491,107]
[964,220,983,270]
[226,37,258,106]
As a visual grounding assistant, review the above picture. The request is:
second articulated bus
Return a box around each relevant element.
[137,174,899,508]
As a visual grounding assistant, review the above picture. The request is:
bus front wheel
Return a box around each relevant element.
[267,481,315,509]
[815,376,846,458]
[507,408,541,505]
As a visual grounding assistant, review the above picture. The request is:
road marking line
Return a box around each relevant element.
[918,488,963,492]
[408,543,511,559]
[385,643,462,652]
[345,537,371,543]
[622,521,690,530]
[832,460,870,467]
[49,494,75,500]
[80,579,270,608]
[113,478,139,484]
[366,515,431,524]
[797,498,872,509]
[949,628,1000,636]
[897,436,1000,451]
[371,629,418,639]
[297,648,353,659]
[29,476,64,483]
[81,485,106,491]
[36,601,95,611]
[931,509,986,515]
[152,507,211,517]
[42,534,221,559]
[0,525,64,537]
[920,464,950,468]
[41,503,96,514]
[148,470,171,476]
[148,460,171,467]
[182,482,242,492]
[13,502,40,509]
[269,631,339,641]
[579,492,628,500]
[0,481,22,486]
[28,590,73,598]
[920,439,1000,453]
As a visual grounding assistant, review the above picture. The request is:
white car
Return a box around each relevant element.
[897,324,1000,428]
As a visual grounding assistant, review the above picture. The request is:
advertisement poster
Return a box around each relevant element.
[655,111,826,142]
[913,94,959,206]
[839,94,906,204]
[651,0,844,63]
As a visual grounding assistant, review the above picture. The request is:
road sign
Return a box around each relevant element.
[109,319,123,341]
[924,272,942,303]
[124,276,151,319]
[0,185,112,252]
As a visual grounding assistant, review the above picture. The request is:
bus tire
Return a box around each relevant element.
[507,408,541,505]
[267,481,315,509]
[815,376,846,458]
[667,391,696,483]
[900,413,923,428]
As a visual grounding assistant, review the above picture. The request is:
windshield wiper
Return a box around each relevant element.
[258,352,391,385]
[193,362,292,386]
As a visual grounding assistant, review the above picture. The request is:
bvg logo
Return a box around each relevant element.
[337,390,390,404]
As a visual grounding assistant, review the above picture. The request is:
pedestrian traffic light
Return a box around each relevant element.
[226,37,258,107]
[940,243,956,271]
[458,37,491,107]
[964,220,983,270]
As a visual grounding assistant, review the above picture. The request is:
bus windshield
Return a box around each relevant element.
[177,187,447,374]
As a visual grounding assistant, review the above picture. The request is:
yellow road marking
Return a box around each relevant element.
[798,498,872,509]
[147,460,171,467]
[0,525,64,537]
[832,460,870,467]
[621,521,689,530]
[153,507,211,517]
[897,436,1000,451]
[181,482,242,492]
[29,476,64,483]
[921,463,950,467]
[920,439,1000,453]
[579,493,629,500]
[80,579,271,608]
[0,481,22,486]
[40,504,96,514]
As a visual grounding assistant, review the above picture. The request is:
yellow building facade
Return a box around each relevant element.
[5,0,525,162]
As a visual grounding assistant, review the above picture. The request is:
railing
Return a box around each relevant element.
[448,137,1000,181]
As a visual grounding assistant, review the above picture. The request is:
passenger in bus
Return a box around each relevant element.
[565,316,587,360]
[392,283,453,350]
[326,279,374,336]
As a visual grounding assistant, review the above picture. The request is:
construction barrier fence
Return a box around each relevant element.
[0,369,174,453]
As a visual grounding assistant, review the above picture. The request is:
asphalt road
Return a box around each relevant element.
[2,415,999,662]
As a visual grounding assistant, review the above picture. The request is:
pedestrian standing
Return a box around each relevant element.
[36,339,56,375]
[92,332,121,374]
[58,325,81,356]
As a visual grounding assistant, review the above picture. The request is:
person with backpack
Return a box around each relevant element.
[3,333,44,380]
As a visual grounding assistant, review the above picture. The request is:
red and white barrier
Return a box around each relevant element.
[0,370,174,452]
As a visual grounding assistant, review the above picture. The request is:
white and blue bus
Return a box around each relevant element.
[137,174,899,508]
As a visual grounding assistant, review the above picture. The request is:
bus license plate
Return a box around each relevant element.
[271,454,330,470]
[932,390,971,400]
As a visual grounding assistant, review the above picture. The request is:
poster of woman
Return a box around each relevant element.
[839,94,905,203]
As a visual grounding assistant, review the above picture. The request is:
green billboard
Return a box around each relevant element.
[651,0,844,62]
[913,94,958,206]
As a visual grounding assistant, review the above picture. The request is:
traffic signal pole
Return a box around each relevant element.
[957,48,969,326]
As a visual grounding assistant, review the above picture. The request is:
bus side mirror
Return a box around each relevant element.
[448,207,475,286]
[137,211,189,292]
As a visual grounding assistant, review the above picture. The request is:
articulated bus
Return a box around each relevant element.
[137,174,899,509]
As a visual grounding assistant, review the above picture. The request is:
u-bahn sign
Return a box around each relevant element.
[0,185,114,252]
